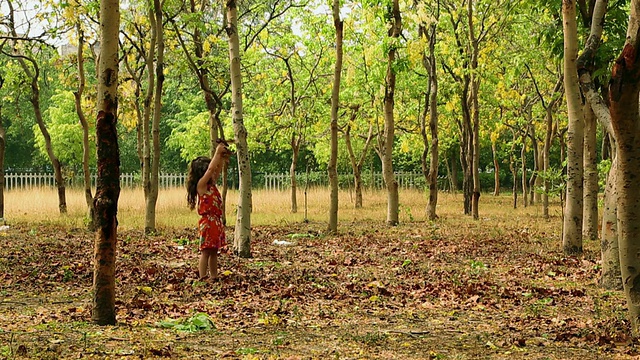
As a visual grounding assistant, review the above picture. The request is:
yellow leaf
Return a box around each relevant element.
[138,286,152,295]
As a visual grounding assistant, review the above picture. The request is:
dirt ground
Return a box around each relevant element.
[0,218,638,359]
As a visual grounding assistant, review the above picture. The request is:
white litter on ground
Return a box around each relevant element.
[0,225,9,231]
[273,240,295,246]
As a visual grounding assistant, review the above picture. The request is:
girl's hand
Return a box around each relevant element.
[215,142,232,160]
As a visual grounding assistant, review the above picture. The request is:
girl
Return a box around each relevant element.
[186,141,231,280]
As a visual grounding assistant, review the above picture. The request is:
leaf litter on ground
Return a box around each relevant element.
[0,217,638,359]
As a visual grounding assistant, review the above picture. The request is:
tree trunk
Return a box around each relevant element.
[421,14,439,221]
[382,0,401,226]
[600,156,621,290]
[74,23,96,230]
[533,144,543,204]
[328,0,343,232]
[510,133,518,209]
[5,0,67,214]
[290,137,299,213]
[492,141,500,196]
[520,126,529,207]
[0,105,4,220]
[142,4,157,234]
[602,132,611,161]
[521,130,528,208]
[543,105,553,218]
[92,0,120,325]
[528,125,539,205]
[144,0,164,235]
[345,120,372,209]
[450,152,458,192]
[583,104,599,240]
[226,0,252,258]
[562,0,584,256]
[611,0,640,334]
[468,0,480,220]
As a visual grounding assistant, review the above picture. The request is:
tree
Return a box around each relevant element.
[328,0,343,233]
[92,0,120,325]
[2,0,67,214]
[561,0,584,256]
[74,22,97,230]
[610,0,640,336]
[142,0,166,235]
[381,0,401,226]
[0,73,4,221]
[344,106,374,209]
[170,0,228,155]
[418,0,439,220]
[527,63,563,219]
[226,0,252,258]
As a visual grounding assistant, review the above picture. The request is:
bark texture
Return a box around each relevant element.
[562,0,584,256]
[92,0,120,325]
[226,0,252,257]
[328,0,343,232]
[382,0,401,226]
[600,156,621,290]
[610,0,640,334]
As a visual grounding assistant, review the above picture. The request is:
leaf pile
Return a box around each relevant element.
[0,217,638,359]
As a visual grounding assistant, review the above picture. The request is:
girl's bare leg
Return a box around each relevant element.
[199,249,214,279]
[208,251,218,279]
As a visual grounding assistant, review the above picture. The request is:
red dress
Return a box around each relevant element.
[197,183,227,252]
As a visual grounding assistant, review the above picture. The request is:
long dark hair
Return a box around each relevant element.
[186,156,210,210]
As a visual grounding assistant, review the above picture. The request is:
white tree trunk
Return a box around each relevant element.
[600,156,621,290]
[226,0,252,257]
[562,0,584,255]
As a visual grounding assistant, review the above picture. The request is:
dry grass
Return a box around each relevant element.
[4,186,565,232]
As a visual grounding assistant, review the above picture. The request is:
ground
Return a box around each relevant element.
[0,217,638,359]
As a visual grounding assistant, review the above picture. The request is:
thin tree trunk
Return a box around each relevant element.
[74,23,96,230]
[144,0,164,235]
[450,152,458,192]
[492,141,500,196]
[468,0,480,220]
[583,104,599,240]
[226,0,252,257]
[521,133,528,208]
[290,136,299,213]
[562,0,584,256]
[328,0,343,232]
[92,0,120,325]
[543,106,553,218]
[510,132,518,209]
[533,144,543,204]
[382,0,401,226]
[0,104,4,220]
[345,118,373,209]
[421,10,439,221]
[142,4,157,234]
[5,1,67,213]
[528,126,539,205]
[600,156,621,290]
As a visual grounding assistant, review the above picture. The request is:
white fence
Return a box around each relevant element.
[4,172,187,190]
[3,171,446,191]
[263,172,446,191]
